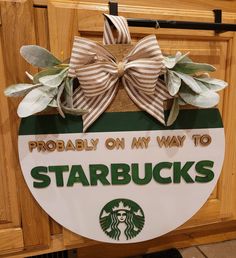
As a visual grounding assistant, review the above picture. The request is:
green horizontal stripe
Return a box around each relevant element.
[19,108,223,135]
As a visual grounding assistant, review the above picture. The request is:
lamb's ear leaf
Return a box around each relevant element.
[166,70,181,96]
[194,77,228,92]
[17,86,57,117]
[39,68,68,87]
[4,83,41,97]
[64,78,74,108]
[163,56,177,69]
[164,52,191,69]
[173,71,202,94]
[167,98,179,126]
[56,82,66,118]
[176,52,192,63]
[179,86,219,108]
[33,67,64,84]
[174,62,216,74]
[194,79,210,92]
[20,45,61,68]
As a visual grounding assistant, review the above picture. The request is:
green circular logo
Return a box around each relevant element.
[99,198,145,241]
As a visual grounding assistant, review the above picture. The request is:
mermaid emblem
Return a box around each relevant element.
[99,198,145,241]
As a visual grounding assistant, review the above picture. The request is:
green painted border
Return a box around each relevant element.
[19,108,223,135]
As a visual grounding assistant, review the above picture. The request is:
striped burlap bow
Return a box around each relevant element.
[68,14,171,132]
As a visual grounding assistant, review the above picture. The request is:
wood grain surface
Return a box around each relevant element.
[0,0,236,257]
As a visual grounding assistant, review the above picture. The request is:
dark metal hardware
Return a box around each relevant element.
[213,9,223,33]
[108,2,236,32]
[127,18,236,31]
[109,1,118,16]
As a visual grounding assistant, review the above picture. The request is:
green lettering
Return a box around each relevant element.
[90,164,110,186]
[173,162,194,183]
[49,165,69,187]
[67,165,90,186]
[153,162,172,184]
[31,166,50,188]
[132,163,152,185]
[195,160,214,183]
[111,163,131,185]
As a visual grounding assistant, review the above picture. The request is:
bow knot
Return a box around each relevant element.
[117,61,125,78]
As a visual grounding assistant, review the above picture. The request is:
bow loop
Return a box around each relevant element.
[123,58,165,95]
[68,37,115,78]
[127,35,163,61]
[77,61,119,98]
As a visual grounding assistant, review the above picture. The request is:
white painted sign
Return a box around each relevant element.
[18,110,225,243]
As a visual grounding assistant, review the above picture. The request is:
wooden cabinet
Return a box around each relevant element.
[0,1,236,257]
[0,35,24,254]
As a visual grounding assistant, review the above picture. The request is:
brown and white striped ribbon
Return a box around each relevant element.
[103,13,131,45]
[68,14,171,132]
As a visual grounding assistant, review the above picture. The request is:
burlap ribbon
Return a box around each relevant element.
[68,14,171,132]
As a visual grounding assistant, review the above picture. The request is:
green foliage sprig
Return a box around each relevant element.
[4,45,87,117]
[164,52,228,126]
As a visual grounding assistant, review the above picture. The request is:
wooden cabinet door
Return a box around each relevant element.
[0,1,51,255]
[0,32,24,255]
[47,0,236,241]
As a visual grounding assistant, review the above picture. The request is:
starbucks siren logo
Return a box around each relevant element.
[99,198,145,241]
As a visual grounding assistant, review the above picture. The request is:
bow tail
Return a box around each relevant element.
[124,79,172,125]
[73,85,118,132]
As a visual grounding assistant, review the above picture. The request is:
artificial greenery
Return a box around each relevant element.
[4,45,87,118]
[4,46,227,126]
[164,52,227,125]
